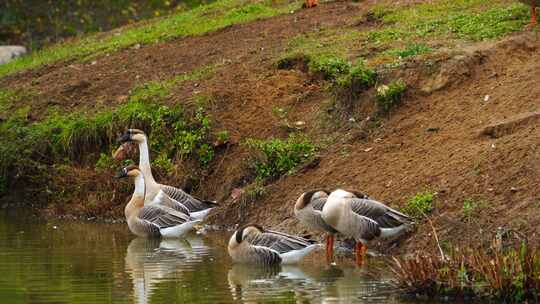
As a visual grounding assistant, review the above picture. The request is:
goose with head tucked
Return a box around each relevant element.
[321,189,413,265]
[228,225,319,265]
[116,129,217,220]
[294,189,337,263]
[115,165,201,238]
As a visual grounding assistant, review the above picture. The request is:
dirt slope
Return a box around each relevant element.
[1,1,539,253]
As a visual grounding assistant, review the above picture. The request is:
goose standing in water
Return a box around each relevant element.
[116,129,217,220]
[321,189,413,265]
[294,190,337,263]
[228,225,319,265]
[115,165,201,238]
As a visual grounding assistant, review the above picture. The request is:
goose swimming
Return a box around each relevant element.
[115,165,201,238]
[321,189,413,265]
[116,129,217,220]
[228,225,319,265]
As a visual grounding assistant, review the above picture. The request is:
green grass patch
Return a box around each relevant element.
[368,0,528,44]
[403,191,435,218]
[375,79,407,113]
[245,134,316,180]
[0,0,298,79]
[385,43,432,59]
[0,73,223,196]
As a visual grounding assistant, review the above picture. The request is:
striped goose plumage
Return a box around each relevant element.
[228,225,319,265]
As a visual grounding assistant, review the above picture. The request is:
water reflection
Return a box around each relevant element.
[125,236,210,304]
[228,262,400,304]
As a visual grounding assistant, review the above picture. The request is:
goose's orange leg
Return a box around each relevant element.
[355,243,368,266]
[326,234,335,263]
[532,6,538,26]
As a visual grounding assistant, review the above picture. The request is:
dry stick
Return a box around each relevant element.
[418,208,446,261]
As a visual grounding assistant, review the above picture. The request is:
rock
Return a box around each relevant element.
[0,46,27,65]
[480,111,540,138]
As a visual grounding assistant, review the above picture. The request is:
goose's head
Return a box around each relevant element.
[114,165,141,179]
[228,224,264,249]
[117,129,147,144]
[294,189,329,211]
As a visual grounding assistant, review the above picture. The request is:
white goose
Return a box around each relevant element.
[228,225,319,265]
[115,165,201,238]
[321,189,413,265]
[116,129,217,220]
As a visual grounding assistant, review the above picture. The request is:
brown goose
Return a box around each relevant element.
[228,225,319,265]
[116,165,201,238]
[116,129,217,219]
[321,189,413,265]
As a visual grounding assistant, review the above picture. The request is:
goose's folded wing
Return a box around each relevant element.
[138,205,190,229]
[351,213,381,241]
[310,197,327,211]
[151,190,190,215]
[161,185,216,212]
[350,198,412,228]
[246,230,315,254]
[251,246,282,264]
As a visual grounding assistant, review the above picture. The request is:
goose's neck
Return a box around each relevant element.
[138,137,156,185]
[125,174,146,220]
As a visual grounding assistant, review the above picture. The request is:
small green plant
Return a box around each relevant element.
[216,130,229,142]
[308,55,351,80]
[336,60,377,91]
[375,79,407,113]
[387,43,432,58]
[403,191,435,218]
[245,134,316,180]
[462,199,477,220]
[153,153,174,174]
[95,153,116,172]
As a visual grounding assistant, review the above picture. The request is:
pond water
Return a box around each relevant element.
[0,209,412,303]
[0,0,211,50]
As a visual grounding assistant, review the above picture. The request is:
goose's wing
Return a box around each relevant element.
[350,213,382,241]
[161,185,217,213]
[350,198,412,228]
[310,196,327,211]
[138,205,190,229]
[151,190,190,215]
[250,246,282,265]
[245,230,316,254]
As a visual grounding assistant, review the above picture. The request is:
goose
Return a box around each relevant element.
[321,189,413,265]
[116,129,217,220]
[115,165,201,238]
[519,1,539,26]
[228,224,319,265]
[294,190,337,262]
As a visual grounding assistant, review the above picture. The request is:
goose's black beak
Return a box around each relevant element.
[116,132,131,144]
[114,168,128,179]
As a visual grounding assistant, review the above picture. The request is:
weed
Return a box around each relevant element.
[391,240,540,302]
[245,134,316,180]
[239,180,267,205]
[375,79,407,113]
[217,130,230,142]
[403,191,435,218]
[462,199,477,220]
[386,43,432,59]
[335,60,377,93]
[308,55,351,80]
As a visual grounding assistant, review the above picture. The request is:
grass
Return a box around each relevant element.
[403,191,435,218]
[245,134,316,181]
[385,43,432,59]
[0,70,222,196]
[392,240,540,302]
[0,0,299,79]
[375,79,407,113]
